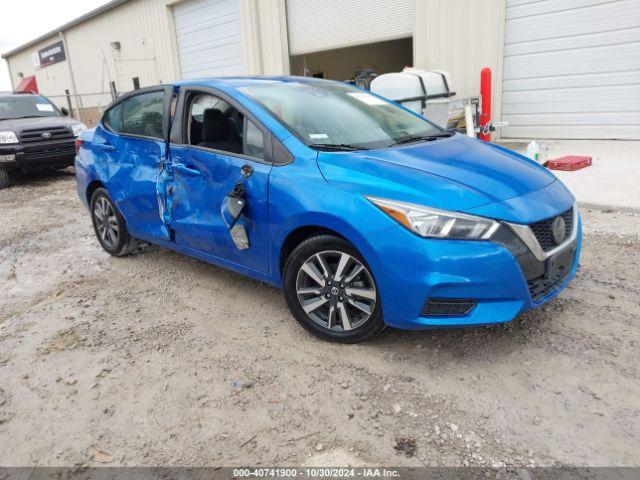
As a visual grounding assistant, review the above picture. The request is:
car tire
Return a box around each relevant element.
[90,188,139,256]
[283,235,385,343]
[0,167,9,189]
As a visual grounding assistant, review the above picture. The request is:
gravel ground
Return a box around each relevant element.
[0,172,639,467]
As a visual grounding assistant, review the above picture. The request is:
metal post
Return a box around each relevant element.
[65,89,73,115]
[60,32,83,110]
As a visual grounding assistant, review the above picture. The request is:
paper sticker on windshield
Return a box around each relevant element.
[36,103,54,112]
[309,133,329,139]
[347,92,386,106]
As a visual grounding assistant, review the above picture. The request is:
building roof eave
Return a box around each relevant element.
[1,0,131,59]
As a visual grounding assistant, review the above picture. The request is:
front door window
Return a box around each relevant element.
[187,93,265,160]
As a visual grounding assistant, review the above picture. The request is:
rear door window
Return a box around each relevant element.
[121,91,165,139]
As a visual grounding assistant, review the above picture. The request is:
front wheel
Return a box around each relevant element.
[283,235,385,343]
[90,188,139,256]
[0,167,9,189]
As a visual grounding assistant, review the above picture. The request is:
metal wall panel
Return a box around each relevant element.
[412,0,506,106]
[286,0,413,55]
[502,0,640,139]
[5,0,289,107]
[173,0,245,79]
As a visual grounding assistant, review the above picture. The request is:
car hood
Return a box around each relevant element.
[0,116,79,133]
[316,134,558,216]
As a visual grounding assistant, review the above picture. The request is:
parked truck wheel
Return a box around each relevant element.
[0,167,9,189]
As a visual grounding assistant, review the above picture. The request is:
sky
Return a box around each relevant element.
[0,0,111,90]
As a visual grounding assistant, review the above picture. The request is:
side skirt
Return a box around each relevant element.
[129,230,281,289]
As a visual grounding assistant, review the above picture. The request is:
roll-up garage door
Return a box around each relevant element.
[286,0,413,55]
[173,0,244,79]
[501,0,640,140]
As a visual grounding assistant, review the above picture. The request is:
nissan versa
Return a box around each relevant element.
[75,77,581,343]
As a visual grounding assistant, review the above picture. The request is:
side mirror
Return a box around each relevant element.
[221,164,254,250]
[60,107,69,116]
[222,191,250,250]
[224,195,246,225]
[222,181,248,228]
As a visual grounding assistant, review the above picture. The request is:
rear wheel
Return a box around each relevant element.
[0,167,9,189]
[283,235,384,343]
[90,188,139,256]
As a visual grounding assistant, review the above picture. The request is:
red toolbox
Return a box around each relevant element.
[547,155,592,171]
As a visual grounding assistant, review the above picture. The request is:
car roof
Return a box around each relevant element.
[174,76,336,90]
[0,91,39,98]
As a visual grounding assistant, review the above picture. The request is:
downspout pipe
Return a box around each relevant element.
[59,31,83,111]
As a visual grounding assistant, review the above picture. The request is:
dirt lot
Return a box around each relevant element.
[1,172,639,468]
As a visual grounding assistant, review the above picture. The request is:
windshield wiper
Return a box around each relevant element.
[389,132,453,147]
[308,143,370,151]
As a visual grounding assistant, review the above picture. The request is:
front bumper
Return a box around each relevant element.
[365,214,582,330]
[0,139,76,172]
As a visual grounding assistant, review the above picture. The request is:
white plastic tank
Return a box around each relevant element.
[369,72,424,114]
[370,68,455,127]
[403,68,452,98]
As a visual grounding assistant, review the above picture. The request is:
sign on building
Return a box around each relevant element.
[37,40,66,68]
[31,52,41,69]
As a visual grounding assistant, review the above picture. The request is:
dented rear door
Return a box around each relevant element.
[112,86,175,240]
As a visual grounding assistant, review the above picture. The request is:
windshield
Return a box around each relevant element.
[0,95,61,120]
[238,81,446,150]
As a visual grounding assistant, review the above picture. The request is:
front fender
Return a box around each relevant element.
[275,209,396,257]
[267,158,398,287]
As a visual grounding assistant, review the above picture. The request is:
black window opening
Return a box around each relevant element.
[132,77,140,90]
[187,92,265,160]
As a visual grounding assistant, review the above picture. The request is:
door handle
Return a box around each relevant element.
[174,164,202,177]
[95,143,116,152]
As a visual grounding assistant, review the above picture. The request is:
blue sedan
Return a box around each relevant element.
[75,77,581,343]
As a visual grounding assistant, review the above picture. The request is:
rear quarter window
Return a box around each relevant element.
[103,103,123,132]
[122,91,164,139]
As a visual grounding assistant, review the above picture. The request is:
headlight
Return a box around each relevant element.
[72,123,87,137]
[0,131,18,144]
[367,196,500,240]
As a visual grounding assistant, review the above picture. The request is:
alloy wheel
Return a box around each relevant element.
[295,250,377,332]
[93,196,120,249]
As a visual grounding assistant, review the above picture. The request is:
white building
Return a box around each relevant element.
[3,0,639,139]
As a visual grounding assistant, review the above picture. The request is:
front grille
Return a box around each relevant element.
[494,223,578,305]
[421,298,477,317]
[526,241,577,303]
[527,267,572,303]
[529,208,573,251]
[19,126,74,144]
[23,143,75,161]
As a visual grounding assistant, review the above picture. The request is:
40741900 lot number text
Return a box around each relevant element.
[233,468,400,478]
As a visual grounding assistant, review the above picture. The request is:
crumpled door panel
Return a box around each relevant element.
[156,157,174,240]
[168,144,272,273]
[122,138,169,239]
